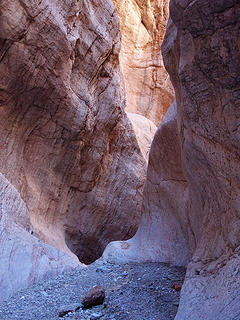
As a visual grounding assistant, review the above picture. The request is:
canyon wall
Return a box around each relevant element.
[0,173,78,302]
[113,0,174,125]
[0,0,155,292]
[104,1,240,319]
[103,101,192,266]
[166,1,240,318]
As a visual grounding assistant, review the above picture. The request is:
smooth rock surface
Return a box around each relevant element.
[64,112,156,264]
[0,173,79,303]
[103,102,191,267]
[113,0,174,125]
[0,0,154,264]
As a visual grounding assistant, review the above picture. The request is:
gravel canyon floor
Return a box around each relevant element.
[0,261,185,320]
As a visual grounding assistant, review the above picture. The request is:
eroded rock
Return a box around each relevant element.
[104,1,240,319]
[103,103,191,266]
[163,1,240,318]
[113,0,174,125]
[0,0,154,265]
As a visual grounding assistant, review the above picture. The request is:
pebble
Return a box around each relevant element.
[96,266,107,273]
[172,282,183,291]
[90,312,102,319]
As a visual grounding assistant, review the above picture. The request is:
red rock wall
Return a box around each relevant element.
[0,0,155,264]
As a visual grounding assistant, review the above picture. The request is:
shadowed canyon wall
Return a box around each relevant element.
[0,173,79,302]
[113,0,174,125]
[167,1,240,318]
[104,1,240,319]
[0,0,156,299]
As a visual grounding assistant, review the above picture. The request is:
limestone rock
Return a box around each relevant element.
[113,0,174,125]
[127,112,157,161]
[0,0,153,265]
[103,103,191,266]
[0,173,79,303]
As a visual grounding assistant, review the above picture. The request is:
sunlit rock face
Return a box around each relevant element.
[0,173,78,303]
[113,0,174,125]
[0,0,154,265]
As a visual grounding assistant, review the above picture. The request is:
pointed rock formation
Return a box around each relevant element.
[113,0,174,125]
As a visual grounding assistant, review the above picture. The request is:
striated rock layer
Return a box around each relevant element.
[0,0,155,267]
[104,1,240,319]
[165,1,240,318]
[113,0,174,125]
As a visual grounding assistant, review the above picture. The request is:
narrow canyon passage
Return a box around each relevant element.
[0,0,239,319]
[0,0,171,301]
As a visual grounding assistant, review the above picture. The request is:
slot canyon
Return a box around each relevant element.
[0,0,239,319]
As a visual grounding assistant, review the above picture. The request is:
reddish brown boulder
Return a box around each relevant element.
[82,286,105,308]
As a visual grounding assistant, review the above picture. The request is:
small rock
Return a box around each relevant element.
[90,312,102,319]
[58,303,80,317]
[172,282,182,291]
[96,266,107,273]
[82,286,105,308]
